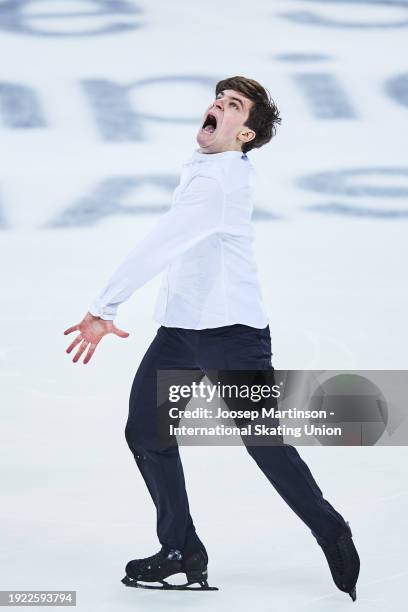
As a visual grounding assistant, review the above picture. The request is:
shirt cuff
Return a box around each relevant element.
[88,302,117,321]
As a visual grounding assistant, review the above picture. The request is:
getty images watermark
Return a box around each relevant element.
[156,370,407,447]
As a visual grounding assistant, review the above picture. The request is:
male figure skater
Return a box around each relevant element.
[64,76,360,599]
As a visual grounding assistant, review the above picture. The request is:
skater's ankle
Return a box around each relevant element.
[317,522,352,547]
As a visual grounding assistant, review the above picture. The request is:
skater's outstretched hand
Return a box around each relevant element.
[63,312,129,364]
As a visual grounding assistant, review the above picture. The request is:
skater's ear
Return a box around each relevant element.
[237,126,256,148]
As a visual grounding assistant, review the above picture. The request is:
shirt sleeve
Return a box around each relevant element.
[88,173,224,320]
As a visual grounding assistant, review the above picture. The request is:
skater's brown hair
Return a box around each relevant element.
[215,76,281,154]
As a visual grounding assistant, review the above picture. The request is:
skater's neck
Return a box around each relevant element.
[194,148,247,160]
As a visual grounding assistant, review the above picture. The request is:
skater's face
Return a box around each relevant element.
[197,89,256,154]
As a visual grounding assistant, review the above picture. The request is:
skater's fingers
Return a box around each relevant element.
[72,339,90,363]
[83,343,97,365]
[64,324,79,335]
[66,334,83,354]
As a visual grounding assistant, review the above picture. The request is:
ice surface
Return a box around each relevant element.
[0,0,407,610]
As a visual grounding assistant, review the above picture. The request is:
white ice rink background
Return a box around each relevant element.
[1,1,407,610]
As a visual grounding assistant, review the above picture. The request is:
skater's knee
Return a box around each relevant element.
[125,419,164,455]
[125,420,146,453]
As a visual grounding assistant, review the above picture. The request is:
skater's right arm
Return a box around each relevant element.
[87,173,224,321]
[63,173,224,364]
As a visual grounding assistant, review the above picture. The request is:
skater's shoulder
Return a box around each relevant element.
[223,152,255,191]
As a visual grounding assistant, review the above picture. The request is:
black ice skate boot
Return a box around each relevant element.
[319,522,360,602]
[121,545,218,591]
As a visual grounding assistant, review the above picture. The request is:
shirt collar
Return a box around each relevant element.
[190,149,248,163]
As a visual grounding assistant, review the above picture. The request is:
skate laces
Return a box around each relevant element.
[136,548,168,571]
[333,541,345,574]
[327,532,351,575]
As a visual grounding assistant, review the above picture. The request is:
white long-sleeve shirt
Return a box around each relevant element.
[88,149,269,329]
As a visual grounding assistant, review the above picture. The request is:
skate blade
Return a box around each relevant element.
[121,575,218,591]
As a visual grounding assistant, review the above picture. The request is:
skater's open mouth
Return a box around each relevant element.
[202,112,217,134]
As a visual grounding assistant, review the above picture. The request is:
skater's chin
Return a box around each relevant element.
[196,131,217,149]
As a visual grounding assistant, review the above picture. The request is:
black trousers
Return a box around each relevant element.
[125,323,349,556]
